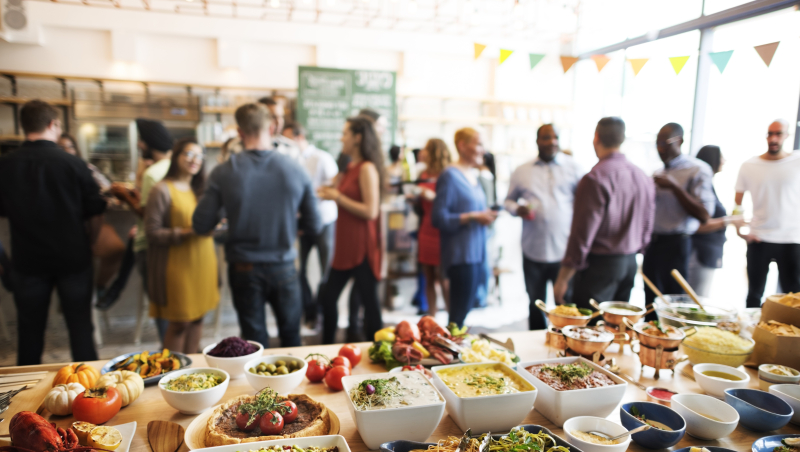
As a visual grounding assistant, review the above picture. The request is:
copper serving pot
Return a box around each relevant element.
[536,300,597,329]
[590,299,652,325]
[636,342,687,370]
[624,317,690,349]
[561,325,628,356]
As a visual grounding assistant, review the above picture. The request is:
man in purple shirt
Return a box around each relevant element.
[554,117,655,310]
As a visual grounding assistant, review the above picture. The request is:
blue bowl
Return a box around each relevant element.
[674,448,737,452]
[620,402,686,449]
[752,435,800,452]
[725,388,794,432]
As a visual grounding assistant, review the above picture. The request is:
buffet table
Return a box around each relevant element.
[2,330,798,452]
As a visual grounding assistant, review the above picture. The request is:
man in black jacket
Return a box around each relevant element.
[0,100,107,365]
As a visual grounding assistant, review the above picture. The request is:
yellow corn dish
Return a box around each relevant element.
[436,364,534,397]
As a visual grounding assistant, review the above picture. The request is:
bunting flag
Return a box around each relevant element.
[499,49,514,65]
[754,42,779,67]
[591,55,611,72]
[708,50,733,73]
[627,58,649,76]
[474,43,487,60]
[529,53,545,70]
[560,56,579,73]
[669,56,690,75]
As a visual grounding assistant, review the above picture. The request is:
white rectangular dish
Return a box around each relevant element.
[431,362,537,433]
[517,357,627,427]
[341,371,446,450]
[193,435,350,452]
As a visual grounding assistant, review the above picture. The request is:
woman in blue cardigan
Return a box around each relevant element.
[432,128,498,328]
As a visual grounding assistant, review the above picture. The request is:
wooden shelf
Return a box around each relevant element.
[0,96,71,106]
[0,134,24,141]
[201,106,237,114]
[398,115,541,126]
[204,141,225,148]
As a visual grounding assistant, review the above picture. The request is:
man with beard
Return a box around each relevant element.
[735,119,800,307]
[505,124,583,329]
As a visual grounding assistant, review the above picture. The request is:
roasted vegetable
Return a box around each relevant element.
[111,349,181,378]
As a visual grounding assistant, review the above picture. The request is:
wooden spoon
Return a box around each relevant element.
[670,269,705,310]
[638,270,671,306]
[147,420,185,452]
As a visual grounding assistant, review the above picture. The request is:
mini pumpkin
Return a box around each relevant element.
[95,370,144,407]
[44,383,85,416]
[53,363,100,388]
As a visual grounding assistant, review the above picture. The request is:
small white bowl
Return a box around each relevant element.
[671,393,739,440]
[194,434,351,452]
[158,367,230,415]
[692,363,750,399]
[563,416,631,452]
[769,384,800,425]
[432,362,537,433]
[341,371,445,450]
[759,364,800,391]
[243,355,307,394]
[203,340,263,379]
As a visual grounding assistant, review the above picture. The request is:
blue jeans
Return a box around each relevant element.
[447,263,483,328]
[229,261,302,348]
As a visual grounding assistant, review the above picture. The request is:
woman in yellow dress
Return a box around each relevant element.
[145,137,218,353]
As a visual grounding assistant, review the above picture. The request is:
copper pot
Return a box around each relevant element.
[536,300,596,329]
[562,325,628,356]
[546,326,567,349]
[625,317,689,349]
[636,343,686,370]
[590,300,651,325]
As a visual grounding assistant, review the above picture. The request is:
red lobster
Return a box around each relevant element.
[1,411,106,452]
[392,316,462,365]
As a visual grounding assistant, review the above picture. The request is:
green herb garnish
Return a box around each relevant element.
[540,363,593,383]
[350,377,404,410]
[238,387,290,428]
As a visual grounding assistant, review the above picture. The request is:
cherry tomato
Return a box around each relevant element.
[279,401,298,423]
[324,365,351,391]
[72,387,122,425]
[338,344,362,367]
[235,411,261,432]
[306,359,329,382]
[259,411,284,435]
[330,356,351,370]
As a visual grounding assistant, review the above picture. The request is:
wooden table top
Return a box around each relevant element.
[2,330,798,452]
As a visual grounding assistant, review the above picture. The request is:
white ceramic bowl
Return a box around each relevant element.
[517,357,627,427]
[671,393,739,440]
[202,340,263,379]
[769,384,800,425]
[244,355,307,394]
[562,416,631,452]
[431,362,537,433]
[341,371,445,449]
[194,435,350,452]
[692,363,750,399]
[158,367,230,415]
[759,364,800,391]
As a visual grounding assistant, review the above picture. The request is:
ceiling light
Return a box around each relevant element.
[327,0,335,5]
[269,0,279,7]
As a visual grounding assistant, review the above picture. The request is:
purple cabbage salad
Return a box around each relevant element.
[208,337,260,357]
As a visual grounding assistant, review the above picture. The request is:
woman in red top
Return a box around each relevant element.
[317,116,385,344]
[415,138,451,316]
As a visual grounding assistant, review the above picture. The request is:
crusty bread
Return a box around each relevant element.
[205,394,331,447]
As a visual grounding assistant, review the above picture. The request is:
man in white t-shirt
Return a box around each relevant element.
[283,123,339,326]
[734,119,800,307]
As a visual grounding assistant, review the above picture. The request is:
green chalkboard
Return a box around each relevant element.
[296,66,396,156]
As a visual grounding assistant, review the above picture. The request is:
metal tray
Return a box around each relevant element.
[379,424,582,452]
[101,350,192,386]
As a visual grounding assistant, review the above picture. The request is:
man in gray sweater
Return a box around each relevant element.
[193,103,321,347]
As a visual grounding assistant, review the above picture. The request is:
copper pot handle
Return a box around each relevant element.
[590,299,602,311]
[681,326,697,337]
[535,299,549,314]
[615,332,631,342]
[623,317,637,330]
[644,303,655,315]
[590,310,603,319]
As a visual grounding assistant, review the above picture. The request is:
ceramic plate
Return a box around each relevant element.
[752,434,800,452]
[111,421,137,452]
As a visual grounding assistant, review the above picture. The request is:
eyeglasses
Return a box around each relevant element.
[184,151,205,161]
[767,131,785,137]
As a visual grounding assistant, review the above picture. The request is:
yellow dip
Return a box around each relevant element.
[436,364,533,397]
[571,431,621,445]
[701,370,742,381]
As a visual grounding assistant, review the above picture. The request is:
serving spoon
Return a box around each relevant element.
[588,424,651,442]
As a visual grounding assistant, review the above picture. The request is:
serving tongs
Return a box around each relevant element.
[454,428,473,452]
[478,333,515,352]
[478,432,491,452]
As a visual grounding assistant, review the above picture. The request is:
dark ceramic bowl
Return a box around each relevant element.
[751,435,800,452]
[673,447,737,452]
[620,401,686,449]
[724,388,794,432]
[380,425,582,452]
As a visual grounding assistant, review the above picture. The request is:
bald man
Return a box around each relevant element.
[735,120,800,307]
[642,123,715,316]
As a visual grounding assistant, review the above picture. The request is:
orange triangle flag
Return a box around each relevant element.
[474,43,487,60]
[754,42,779,67]
[591,55,611,72]
[628,58,649,76]
[560,56,579,73]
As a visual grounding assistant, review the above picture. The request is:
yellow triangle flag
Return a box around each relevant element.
[754,42,780,67]
[560,56,579,73]
[474,43,487,60]
[669,56,690,75]
[591,55,611,72]
[499,49,514,65]
[628,58,649,76]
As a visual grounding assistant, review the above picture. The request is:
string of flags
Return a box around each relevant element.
[473,41,783,75]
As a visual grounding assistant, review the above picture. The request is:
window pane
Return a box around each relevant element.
[704,0,752,15]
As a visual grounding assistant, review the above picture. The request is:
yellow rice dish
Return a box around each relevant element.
[551,305,583,317]
[681,327,754,367]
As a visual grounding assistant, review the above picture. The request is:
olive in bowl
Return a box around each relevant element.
[244,355,307,394]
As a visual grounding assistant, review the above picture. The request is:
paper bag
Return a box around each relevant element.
[761,297,800,327]
[746,297,800,369]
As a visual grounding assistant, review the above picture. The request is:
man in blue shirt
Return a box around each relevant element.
[505,125,583,330]
[643,123,715,316]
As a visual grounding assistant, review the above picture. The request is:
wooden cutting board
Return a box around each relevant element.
[0,371,56,437]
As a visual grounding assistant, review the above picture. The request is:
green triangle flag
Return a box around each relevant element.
[669,56,690,75]
[709,50,733,73]
[499,49,514,65]
[529,53,545,70]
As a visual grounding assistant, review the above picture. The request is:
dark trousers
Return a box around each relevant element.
[642,234,691,320]
[136,250,168,342]
[746,241,800,308]
[229,261,302,348]
[14,266,98,365]
[572,254,638,314]
[523,258,563,330]
[299,222,335,323]
[447,262,483,328]
[320,259,382,344]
